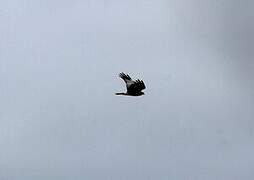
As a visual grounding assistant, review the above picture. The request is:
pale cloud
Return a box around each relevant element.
[0,0,253,179]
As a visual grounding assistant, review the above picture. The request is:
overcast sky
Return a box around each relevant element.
[1,0,254,179]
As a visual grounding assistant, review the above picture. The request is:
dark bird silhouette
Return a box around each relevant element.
[116,72,146,96]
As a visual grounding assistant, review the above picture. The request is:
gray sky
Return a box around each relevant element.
[1,0,254,179]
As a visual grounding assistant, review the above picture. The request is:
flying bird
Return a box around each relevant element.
[116,72,146,96]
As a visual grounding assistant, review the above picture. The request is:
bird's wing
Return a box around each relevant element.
[127,79,146,93]
[119,72,132,83]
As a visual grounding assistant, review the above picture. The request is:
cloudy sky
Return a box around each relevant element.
[1,0,254,179]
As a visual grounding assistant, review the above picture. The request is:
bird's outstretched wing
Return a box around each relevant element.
[127,79,146,94]
[119,72,132,83]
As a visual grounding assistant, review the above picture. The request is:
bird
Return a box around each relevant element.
[116,72,146,96]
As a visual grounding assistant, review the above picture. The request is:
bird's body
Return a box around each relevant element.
[116,72,146,96]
